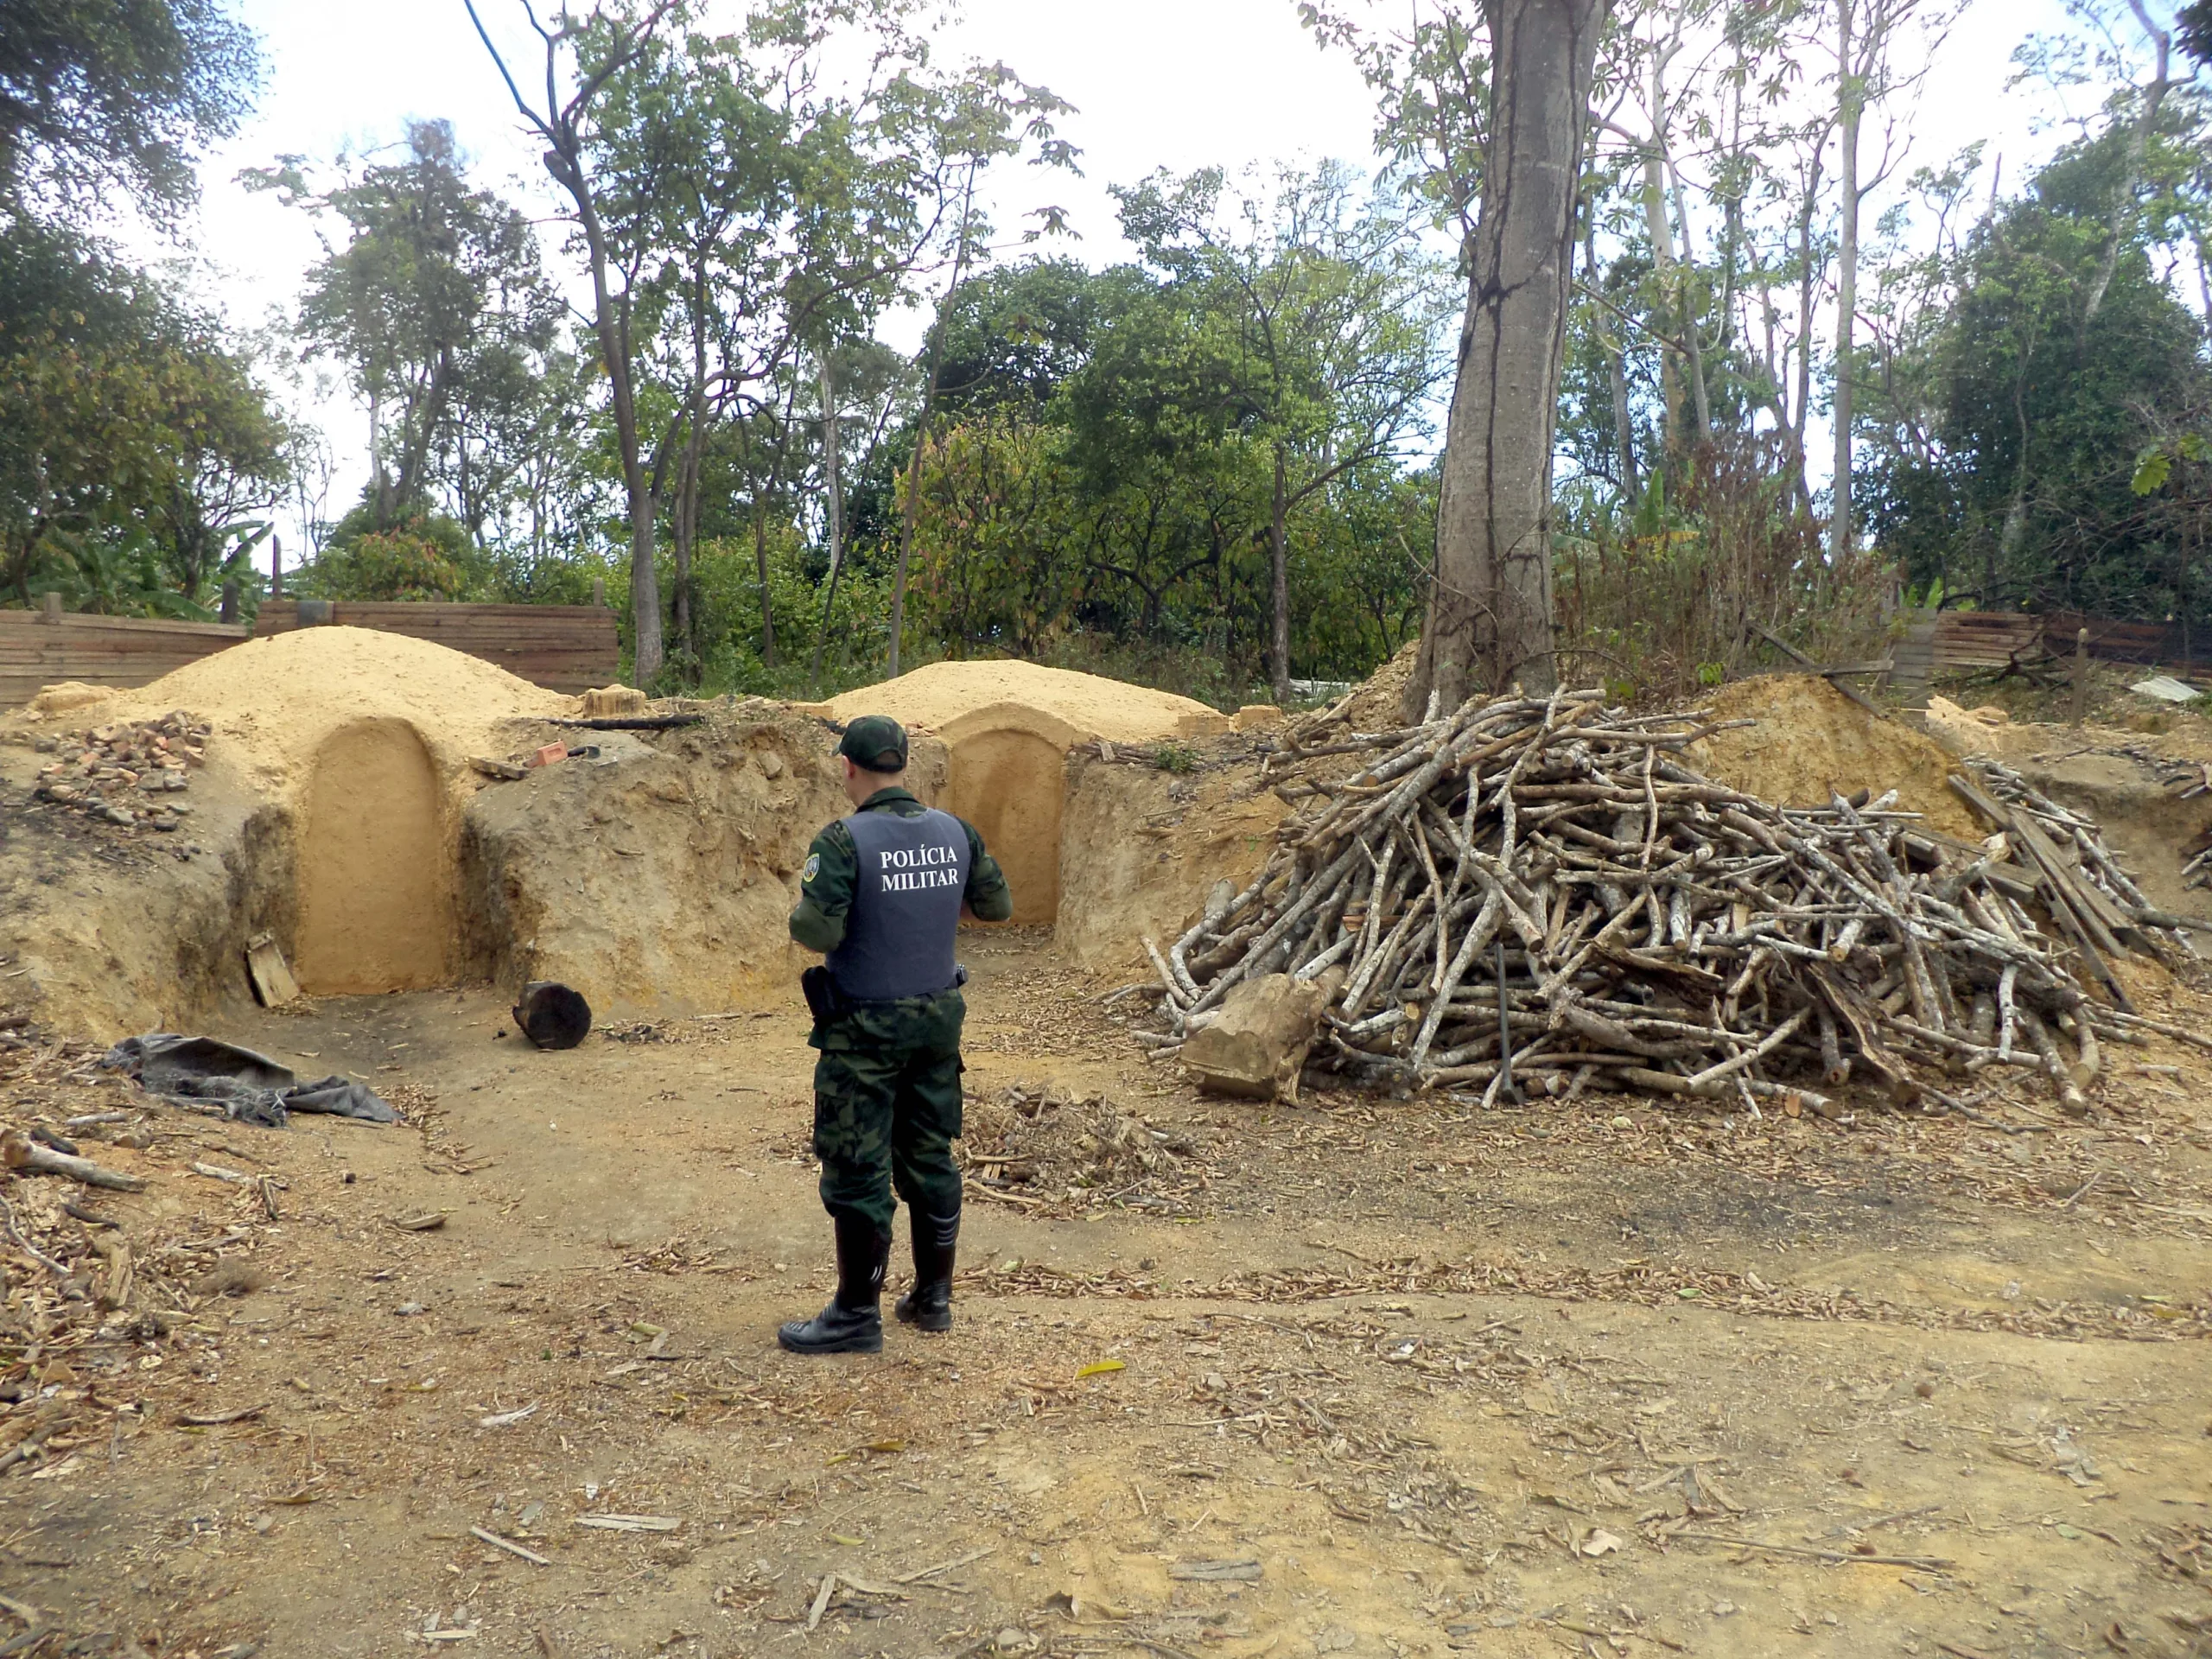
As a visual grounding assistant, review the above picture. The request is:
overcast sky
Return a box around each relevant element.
[162,0,2089,566]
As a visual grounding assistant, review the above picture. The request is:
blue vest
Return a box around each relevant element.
[825,806,969,1001]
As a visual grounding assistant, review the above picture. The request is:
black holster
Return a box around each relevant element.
[800,964,847,1026]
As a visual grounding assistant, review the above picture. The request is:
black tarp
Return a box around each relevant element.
[101,1033,401,1128]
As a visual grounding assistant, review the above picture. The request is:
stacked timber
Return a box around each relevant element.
[1135,688,2199,1117]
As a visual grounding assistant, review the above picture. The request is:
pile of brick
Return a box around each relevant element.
[29,711,208,832]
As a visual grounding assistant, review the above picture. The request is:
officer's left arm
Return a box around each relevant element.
[789,823,857,952]
[960,820,1014,924]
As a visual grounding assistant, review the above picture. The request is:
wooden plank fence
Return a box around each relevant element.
[1,606,249,709]
[3,595,623,707]
[253,600,620,694]
[1888,608,2209,698]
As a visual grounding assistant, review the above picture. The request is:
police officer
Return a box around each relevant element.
[779,715,1012,1355]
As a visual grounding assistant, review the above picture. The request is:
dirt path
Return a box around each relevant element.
[4,931,2212,1659]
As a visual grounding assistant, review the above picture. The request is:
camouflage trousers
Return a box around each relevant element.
[810,991,966,1230]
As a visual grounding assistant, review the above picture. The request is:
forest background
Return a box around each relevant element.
[7,0,2212,709]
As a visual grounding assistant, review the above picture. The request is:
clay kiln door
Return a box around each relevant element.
[947,728,1064,925]
[294,718,455,993]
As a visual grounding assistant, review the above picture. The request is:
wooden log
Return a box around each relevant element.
[2,1130,147,1191]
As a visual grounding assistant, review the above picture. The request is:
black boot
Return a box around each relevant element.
[894,1203,959,1333]
[778,1213,889,1355]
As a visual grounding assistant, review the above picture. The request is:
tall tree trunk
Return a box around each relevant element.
[368,388,388,531]
[2085,5,2171,334]
[671,446,696,675]
[559,162,662,688]
[753,495,777,668]
[1609,346,1640,498]
[1662,149,1713,446]
[1640,154,1686,475]
[461,0,670,685]
[1792,148,1823,520]
[887,175,979,679]
[1588,222,1639,499]
[1269,445,1292,702]
[887,404,935,679]
[1830,0,1861,569]
[1406,0,1610,719]
[671,264,712,679]
[810,356,843,694]
[1992,354,2034,609]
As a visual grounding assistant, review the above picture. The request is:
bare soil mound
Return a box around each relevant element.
[1057,747,1284,972]
[1688,673,1982,841]
[0,629,579,1033]
[1922,696,2212,922]
[825,659,1228,925]
[461,709,949,1016]
[100,626,569,795]
[825,658,1223,744]
[1335,638,1420,730]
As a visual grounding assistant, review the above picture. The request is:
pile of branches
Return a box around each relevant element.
[1137,688,2203,1116]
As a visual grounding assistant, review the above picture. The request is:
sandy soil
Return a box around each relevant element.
[1690,677,1985,843]
[823,661,1224,744]
[5,925,2212,1659]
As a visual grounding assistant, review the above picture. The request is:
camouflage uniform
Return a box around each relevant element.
[790,788,1011,1232]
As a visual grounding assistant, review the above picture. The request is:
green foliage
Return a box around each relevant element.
[886,191,1444,695]
[1151,741,1198,774]
[296,513,474,602]
[1554,437,1896,703]
[646,528,891,700]
[903,416,1084,658]
[932,260,1150,419]
[2133,433,2208,495]
[0,218,289,614]
[2182,2,2212,65]
[245,119,567,540]
[0,0,259,224]
[1863,114,2212,623]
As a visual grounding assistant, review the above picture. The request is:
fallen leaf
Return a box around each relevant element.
[1582,1528,1624,1557]
[1075,1361,1125,1380]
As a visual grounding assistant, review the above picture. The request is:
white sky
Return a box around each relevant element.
[154,0,2090,569]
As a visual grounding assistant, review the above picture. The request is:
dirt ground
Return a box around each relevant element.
[6,921,2212,1659]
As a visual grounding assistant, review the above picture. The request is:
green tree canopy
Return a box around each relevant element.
[0,0,258,223]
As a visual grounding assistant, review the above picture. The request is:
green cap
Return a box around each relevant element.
[836,714,909,772]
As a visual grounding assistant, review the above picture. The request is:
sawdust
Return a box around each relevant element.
[1688,673,1983,841]
[823,658,1225,745]
[27,680,119,716]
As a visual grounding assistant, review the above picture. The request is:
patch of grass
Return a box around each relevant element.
[1152,741,1198,774]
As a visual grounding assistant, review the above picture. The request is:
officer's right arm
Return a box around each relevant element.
[788,823,857,953]
[961,820,1014,924]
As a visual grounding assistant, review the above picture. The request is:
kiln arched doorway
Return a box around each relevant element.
[946,728,1064,925]
[294,718,455,993]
